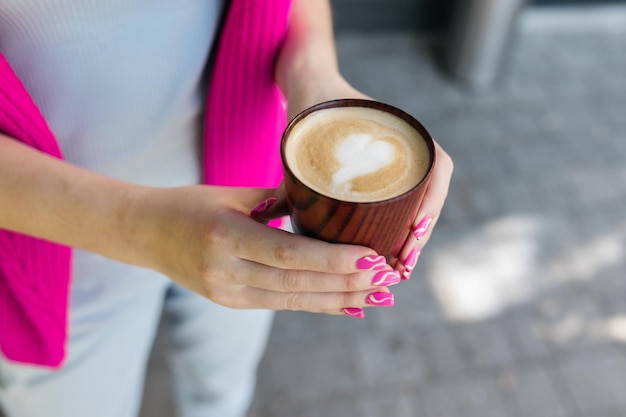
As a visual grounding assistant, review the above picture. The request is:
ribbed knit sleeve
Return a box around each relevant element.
[203,0,292,187]
[0,53,71,367]
[0,0,293,367]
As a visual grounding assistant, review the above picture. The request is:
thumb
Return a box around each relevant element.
[249,183,290,224]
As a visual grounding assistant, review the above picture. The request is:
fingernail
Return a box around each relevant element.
[251,196,277,218]
[371,270,401,287]
[343,307,365,318]
[401,247,421,280]
[412,216,432,240]
[366,292,395,307]
[356,255,387,271]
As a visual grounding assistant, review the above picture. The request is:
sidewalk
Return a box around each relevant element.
[141,6,626,417]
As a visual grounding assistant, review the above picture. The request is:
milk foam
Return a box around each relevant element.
[332,133,394,192]
[285,106,429,203]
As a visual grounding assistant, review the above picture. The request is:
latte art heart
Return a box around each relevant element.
[332,133,394,192]
[285,106,430,203]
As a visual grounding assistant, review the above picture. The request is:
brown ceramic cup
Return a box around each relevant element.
[281,99,435,264]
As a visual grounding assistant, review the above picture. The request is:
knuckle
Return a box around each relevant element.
[200,269,241,306]
[280,269,307,292]
[204,287,233,306]
[325,257,343,272]
[344,274,363,292]
[272,243,295,266]
[284,292,307,311]
[202,217,233,252]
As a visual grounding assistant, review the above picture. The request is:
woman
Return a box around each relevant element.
[0,0,453,416]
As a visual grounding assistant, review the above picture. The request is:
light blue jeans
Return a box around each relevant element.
[0,249,274,417]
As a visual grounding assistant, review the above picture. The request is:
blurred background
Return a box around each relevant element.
[141,0,626,416]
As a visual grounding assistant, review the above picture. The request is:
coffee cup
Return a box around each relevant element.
[281,99,435,264]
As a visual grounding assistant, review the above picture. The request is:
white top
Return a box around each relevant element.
[0,0,225,186]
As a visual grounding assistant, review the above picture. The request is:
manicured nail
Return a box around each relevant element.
[366,292,395,307]
[250,196,277,218]
[413,216,432,240]
[356,255,387,271]
[401,247,421,280]
[343,307,365,318]
[371,270,401,287]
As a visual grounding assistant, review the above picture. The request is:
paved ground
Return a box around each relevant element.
[139,6,626,417]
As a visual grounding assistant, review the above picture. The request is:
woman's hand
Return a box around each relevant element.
[128,185,398,317]
[278,69,455,280]
[0,135,397,318]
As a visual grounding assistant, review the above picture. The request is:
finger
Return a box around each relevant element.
[234,258,402,293]
[250,183,290,222]
[394,141,453,276]
[225,210,386,274]
[323,301,404,319]
[414,142,453,240]
[234,286,393,313]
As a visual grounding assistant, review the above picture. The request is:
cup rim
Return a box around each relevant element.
[281,98,436,205]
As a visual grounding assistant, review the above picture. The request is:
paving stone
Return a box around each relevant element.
[351,326,428,389]
[420,327,468,379]
[253,334,359,410]
[369,272,450,330]
[360,390,425,417]
[456,320,517,369]
[420,372,512,417]
[526,288,607,353]
[502,309,559,361]
[248,392,368,417]
[506,364,573,417]
[557,347,626,415]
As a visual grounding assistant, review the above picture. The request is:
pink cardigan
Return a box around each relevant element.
[0,0,292,368]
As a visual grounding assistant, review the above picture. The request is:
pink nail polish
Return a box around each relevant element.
[413,216,432,240]
[356,255,387,271]
[371,270,401,287]
[401,247,420,280]
[250,196,277,218]
[366,292,395,307]
[343,307,365,318]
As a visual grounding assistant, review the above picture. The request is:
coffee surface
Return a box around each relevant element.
[285,106,430,202]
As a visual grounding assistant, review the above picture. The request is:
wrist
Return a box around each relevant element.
[284,70,366,120]
[115,185,170,271]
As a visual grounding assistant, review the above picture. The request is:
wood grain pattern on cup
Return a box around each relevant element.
[281,99,435,264]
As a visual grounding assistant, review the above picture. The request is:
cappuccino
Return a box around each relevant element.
[284,106,430,203]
